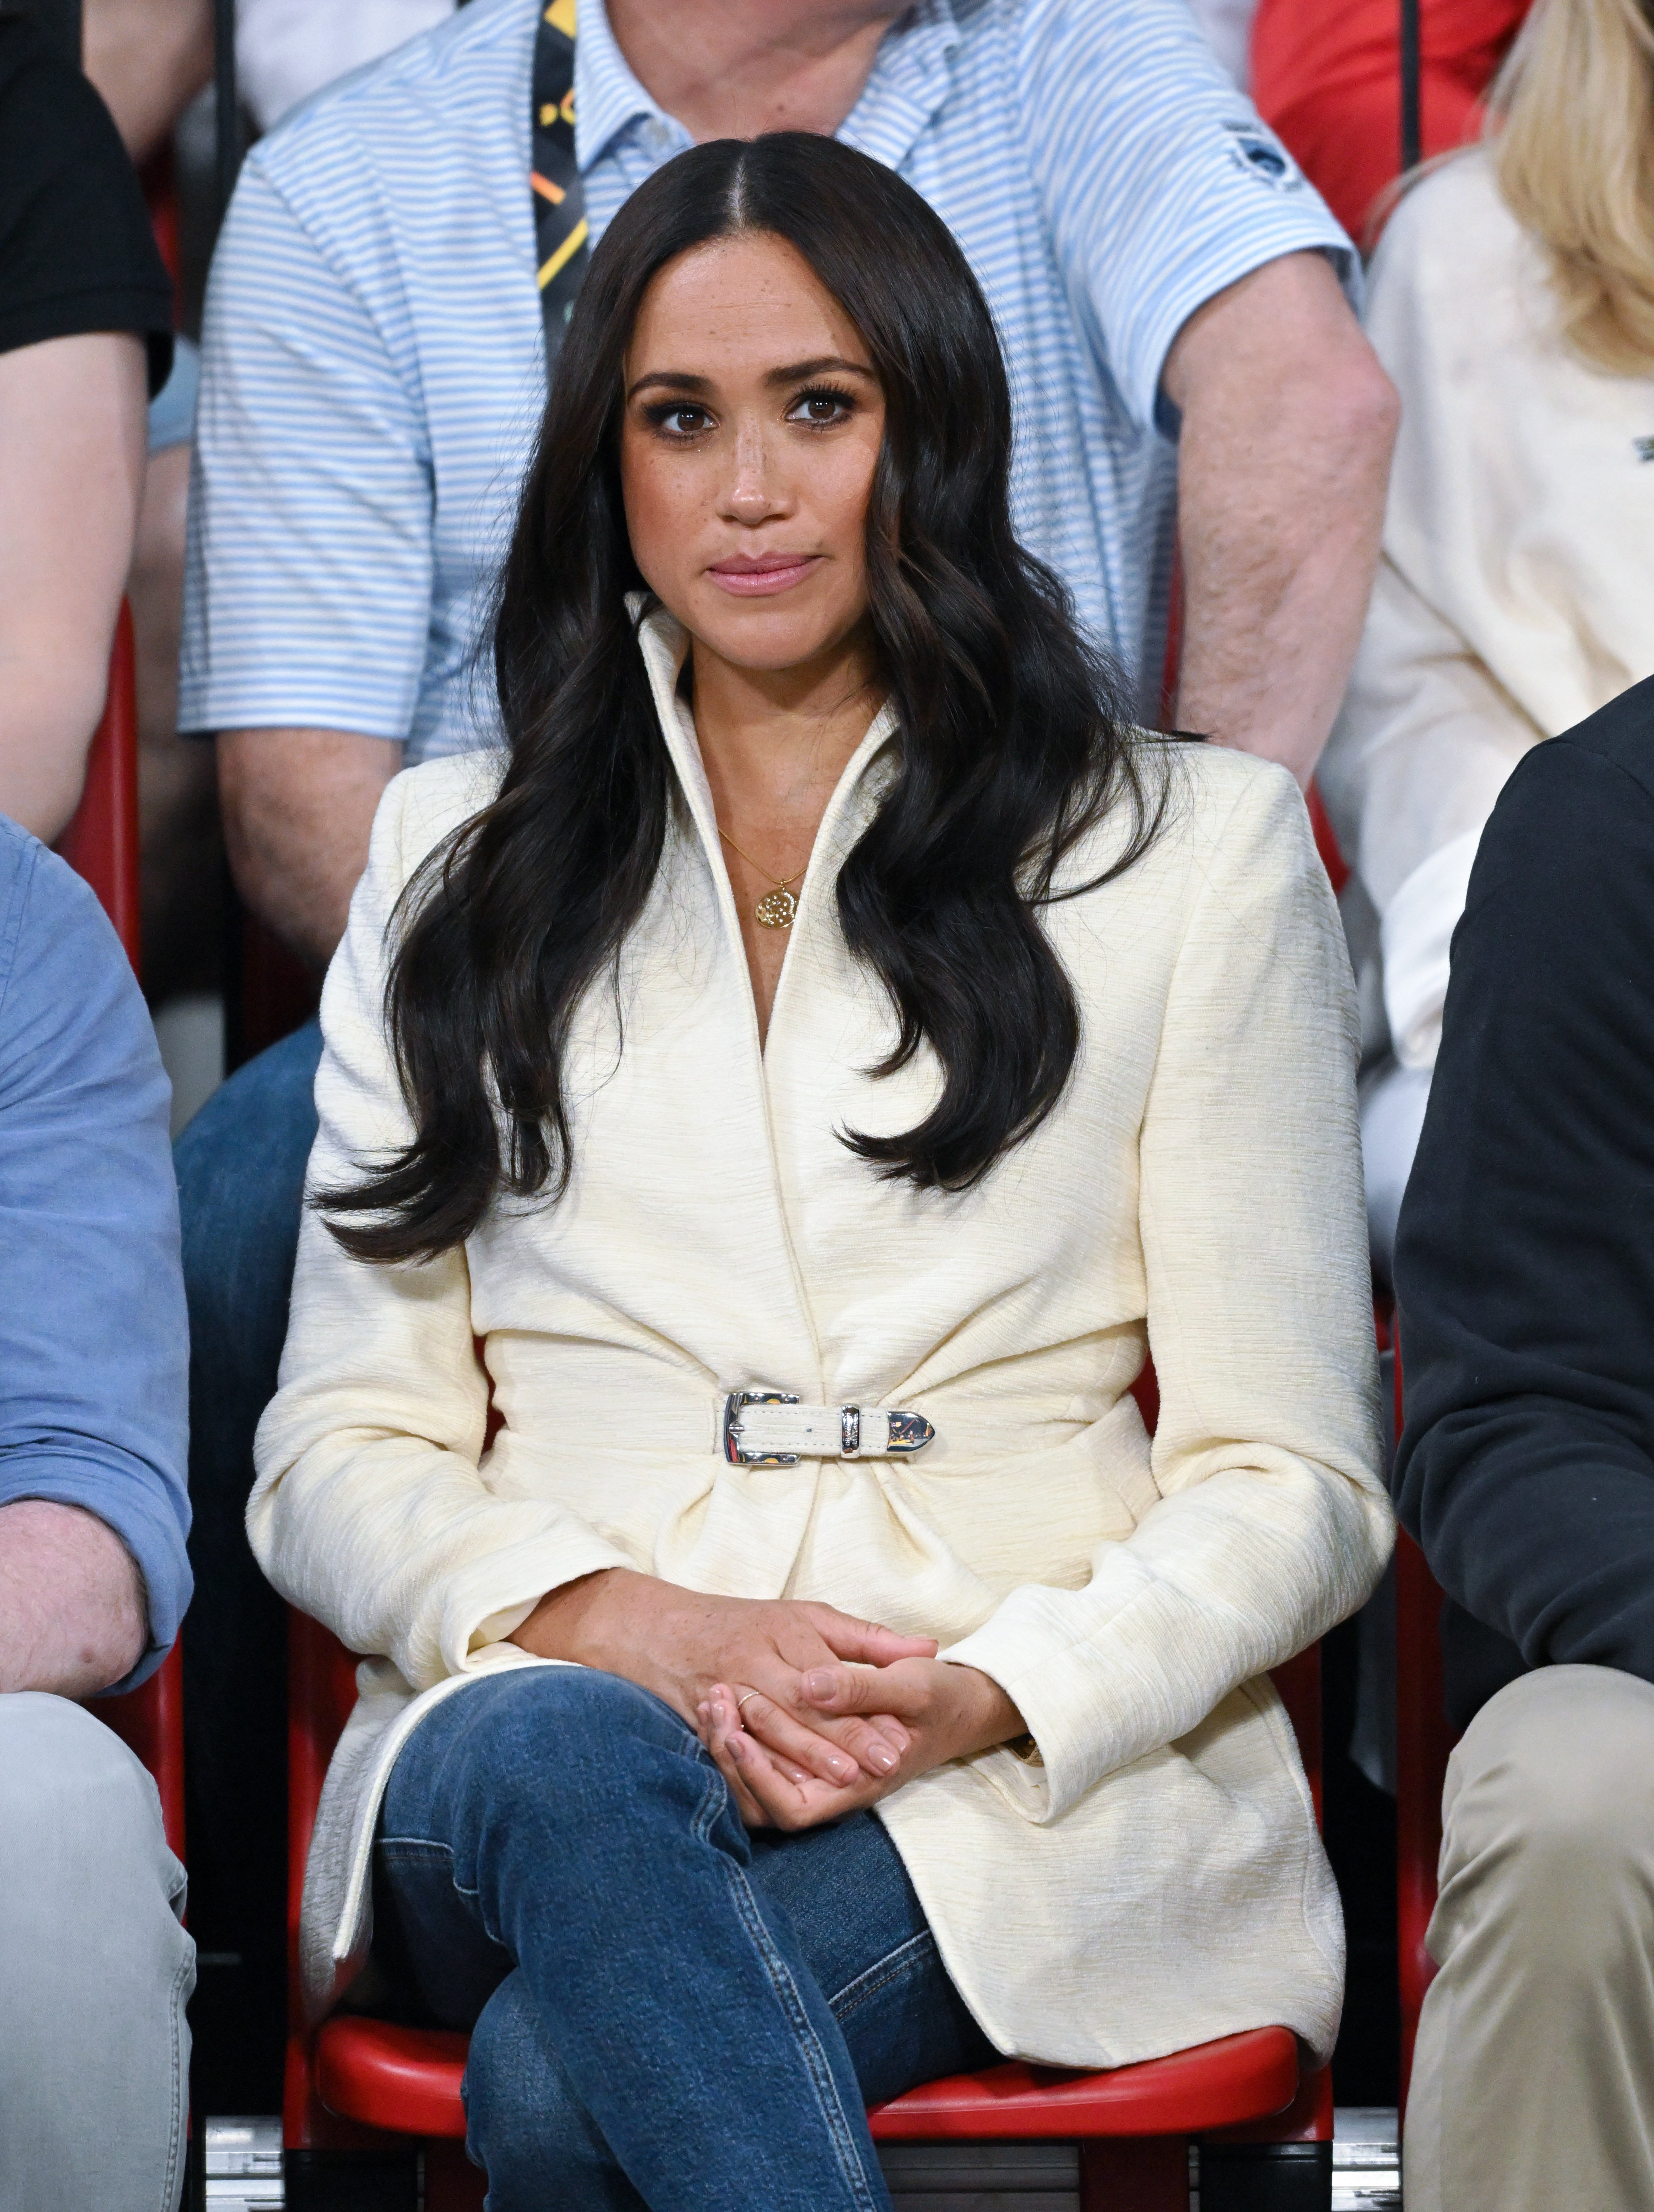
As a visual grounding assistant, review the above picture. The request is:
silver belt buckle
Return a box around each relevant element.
[723,1388,801,1467]
[880,1411,934,1454]
[723,1390,935,1464]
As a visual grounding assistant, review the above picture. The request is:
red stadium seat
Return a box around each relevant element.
[283,1369,1334,2210]
[52,602,187,1859]
[56,602,142,972]
[1395,1530,1449,2104]
[1390,1337,1454,2108]
[288,1616,1329,2210]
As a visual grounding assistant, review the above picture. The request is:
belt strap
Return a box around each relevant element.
[722,1389,935,1466]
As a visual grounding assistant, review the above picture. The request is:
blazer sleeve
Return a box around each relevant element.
[247,770,633,1691]
[1393,705,1654,1684]
[943,762,1391,1821]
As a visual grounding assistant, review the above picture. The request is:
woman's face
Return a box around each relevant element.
[620,232,886,678]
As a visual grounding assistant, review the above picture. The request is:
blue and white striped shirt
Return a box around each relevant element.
[179,0,1352,758]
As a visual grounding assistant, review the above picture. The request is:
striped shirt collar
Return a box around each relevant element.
[574,0,965,177]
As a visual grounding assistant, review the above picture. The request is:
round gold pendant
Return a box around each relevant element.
[754,887,797,930]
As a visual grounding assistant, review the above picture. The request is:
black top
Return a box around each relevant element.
[0,8,172,392]
[1394,676,1654,1731]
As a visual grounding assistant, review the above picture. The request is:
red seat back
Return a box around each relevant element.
[1389,1337,1455,2104]
[56,602,141,968]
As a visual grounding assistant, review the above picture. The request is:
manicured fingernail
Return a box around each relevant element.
[867,1741,899,1775]
[804,1668,837,1702]
[827,1753,854,1780]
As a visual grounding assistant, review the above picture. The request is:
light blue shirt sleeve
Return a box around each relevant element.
[1016,0,1357,436]
[0,824,192,1690]
[178,148,435,743]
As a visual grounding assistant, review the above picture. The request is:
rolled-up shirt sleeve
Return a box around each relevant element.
[0,830,191,1688]
[1017,0,1357,437]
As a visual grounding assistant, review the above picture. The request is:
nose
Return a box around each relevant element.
[721,415,794,527]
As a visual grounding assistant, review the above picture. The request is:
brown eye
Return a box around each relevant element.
[787,387,855,427]
[647,402,712,437]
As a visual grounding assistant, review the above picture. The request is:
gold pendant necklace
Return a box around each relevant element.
[718,827,807,931]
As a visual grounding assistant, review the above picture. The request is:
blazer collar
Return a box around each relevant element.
[632,603,899,909]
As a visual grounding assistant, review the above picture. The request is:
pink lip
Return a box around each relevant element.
[706,553,823,597]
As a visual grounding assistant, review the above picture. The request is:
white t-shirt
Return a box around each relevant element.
[1184,0,1256,86]
[1320,148,1654,1069]
[236,0,457,132]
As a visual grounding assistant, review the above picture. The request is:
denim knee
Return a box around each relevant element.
[464,1971,647,2212]
[386,1665,724,1861]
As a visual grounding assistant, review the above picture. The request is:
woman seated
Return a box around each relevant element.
[1317,0,1654,1270]
[250,133,1389,2211]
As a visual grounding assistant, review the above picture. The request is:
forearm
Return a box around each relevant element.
[1165,254,1398,786]
[0,333,147,842]
[0,1501,146,1697]
[510,1567,641,1665]
[1173,453,1389,787]
[218,727,402,965]
[84,0,213,162]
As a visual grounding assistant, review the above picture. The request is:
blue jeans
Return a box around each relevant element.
[377,1667,995,2212]
[173,1019,324,2090]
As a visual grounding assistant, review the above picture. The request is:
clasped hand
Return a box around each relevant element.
[509,1567,1024,1830]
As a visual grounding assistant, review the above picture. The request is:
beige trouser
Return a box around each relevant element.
[1405,1664,1654,2212]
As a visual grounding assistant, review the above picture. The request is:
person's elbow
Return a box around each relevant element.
[0,655,106,843]
[0,331,149,842]
[1304,332,1399,491]
[217,724,403,967]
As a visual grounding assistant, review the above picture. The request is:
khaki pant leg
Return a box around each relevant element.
[1404,1665,1654,2212]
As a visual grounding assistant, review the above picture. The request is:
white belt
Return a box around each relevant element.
[722,1389,935,1466]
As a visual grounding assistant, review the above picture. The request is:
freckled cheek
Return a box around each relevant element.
[815,442,881,577]
[620,449,706,600]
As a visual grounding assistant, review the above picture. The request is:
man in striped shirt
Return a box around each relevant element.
[182,0,1394,968]
[174,0,1396,2064]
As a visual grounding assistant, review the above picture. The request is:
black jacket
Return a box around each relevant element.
[1394,677,1654,1731]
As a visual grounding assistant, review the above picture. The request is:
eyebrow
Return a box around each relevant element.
[625,356,878,402]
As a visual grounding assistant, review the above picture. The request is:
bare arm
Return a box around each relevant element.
[83,0,213,164]
[1162,251,1399,787]
[0,1502,145,1697]
[0,332,147,843]
[218,727,402,966]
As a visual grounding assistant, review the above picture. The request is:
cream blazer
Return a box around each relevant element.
[1320,150,1654,1071]
[250,608,1389,2069]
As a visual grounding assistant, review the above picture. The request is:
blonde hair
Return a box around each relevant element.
[1488,0,1654,373]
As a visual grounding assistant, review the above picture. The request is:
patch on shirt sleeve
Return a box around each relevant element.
[1220,119,1304,193]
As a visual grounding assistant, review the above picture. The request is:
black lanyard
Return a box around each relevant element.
[530,0,588,367]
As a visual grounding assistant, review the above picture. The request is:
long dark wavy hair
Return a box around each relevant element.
[324,133,1172,1265]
